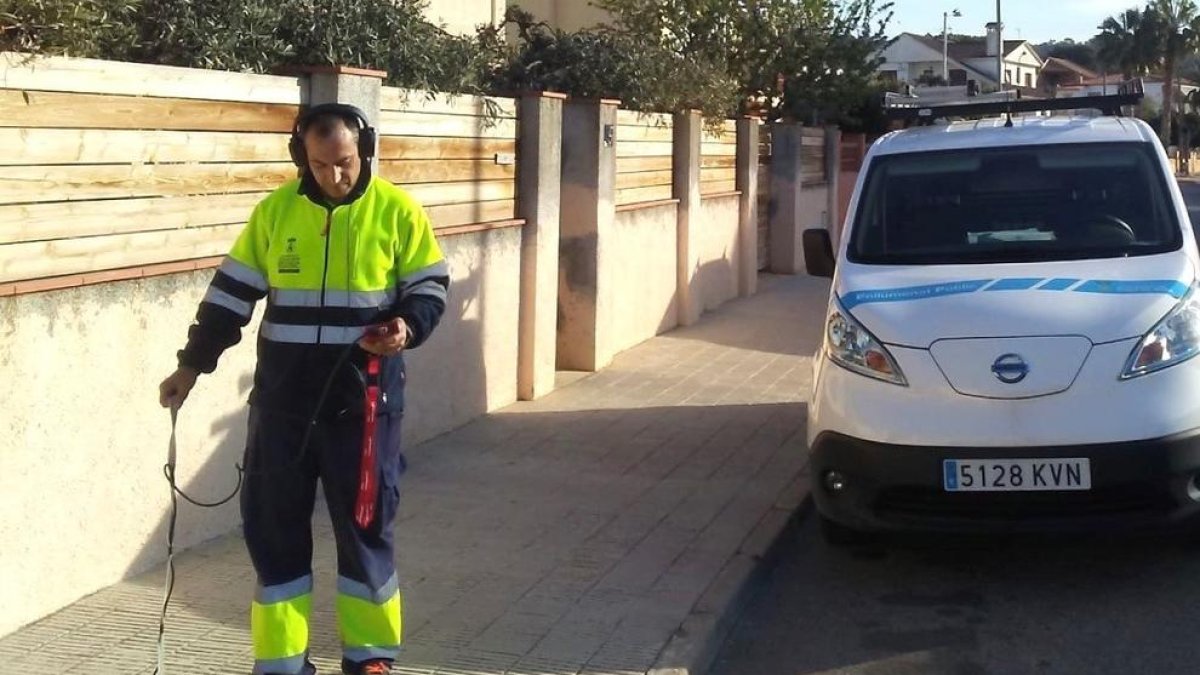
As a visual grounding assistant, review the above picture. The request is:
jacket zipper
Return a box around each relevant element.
[318,208,333,344]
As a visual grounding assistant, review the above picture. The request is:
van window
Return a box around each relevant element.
[848,142,1182,265]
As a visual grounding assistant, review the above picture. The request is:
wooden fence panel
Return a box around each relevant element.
[0,53,303,285]
[701,120,739,196]
[615,110,675,207]
[378,86,519,226]
[801,128,828,187]
[0,55,524,289]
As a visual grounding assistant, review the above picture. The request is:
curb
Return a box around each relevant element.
[648,474,814,675]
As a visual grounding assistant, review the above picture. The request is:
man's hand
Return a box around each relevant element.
[159,366,200,410]
[358,318,410,357]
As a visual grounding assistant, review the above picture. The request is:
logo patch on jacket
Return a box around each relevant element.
[279,237,301,274]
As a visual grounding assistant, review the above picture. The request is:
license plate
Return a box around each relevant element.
[943,458,1091,492]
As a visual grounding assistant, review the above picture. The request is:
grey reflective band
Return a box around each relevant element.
[221,257,269,291]
[337,572,399,605]
[397,260,450,286]
[401,279,448,303]
[261,322,370,345]
[255,574,314,604]
[252,654,309,675]
[271,288,396,309]
[342,645,401,662]
[204,287,255,318]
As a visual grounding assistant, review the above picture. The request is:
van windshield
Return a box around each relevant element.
[848,142,1182,265]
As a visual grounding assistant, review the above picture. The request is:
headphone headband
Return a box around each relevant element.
[293,103,371,135]
[288,102,377,168]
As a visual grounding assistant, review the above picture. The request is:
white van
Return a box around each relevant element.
[803,89,1200,543]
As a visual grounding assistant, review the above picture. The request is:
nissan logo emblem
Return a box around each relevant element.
[991,353,1029,384]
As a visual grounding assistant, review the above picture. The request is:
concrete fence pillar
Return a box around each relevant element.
[768,123,831,275]
[768,122,804,274]
[557,98,619,372]
[517,92,565,400]
[673,110,703,326]
[736,117,760,297]
[825,126,843,254]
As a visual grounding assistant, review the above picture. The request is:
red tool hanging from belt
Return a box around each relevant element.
[354,345,384,530]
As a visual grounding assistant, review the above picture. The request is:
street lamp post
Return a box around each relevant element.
[943,9,961,84]
[996,0,1004,91]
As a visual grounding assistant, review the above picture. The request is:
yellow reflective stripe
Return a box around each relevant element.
[260,322,370,345]
[401,279,447,303]
[203,287,254,318]
[336,588,402,650]
[251,592,312,661]
[270,288,396,308]
[256,575,313,603]
[397,260,449,286]
[338,573,399,604]
[219,256,268,291]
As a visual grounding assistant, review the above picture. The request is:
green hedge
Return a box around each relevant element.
[1,0,892,123]
[1,0,488,93]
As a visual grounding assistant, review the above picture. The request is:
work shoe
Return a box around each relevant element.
[340,659,391,675]
[358,660,392,675]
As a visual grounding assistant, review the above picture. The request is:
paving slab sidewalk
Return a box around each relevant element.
[0,274,829,675]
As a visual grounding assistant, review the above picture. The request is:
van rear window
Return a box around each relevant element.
[848,142,1182,265]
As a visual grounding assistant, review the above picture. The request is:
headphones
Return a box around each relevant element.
[288,102,378,168]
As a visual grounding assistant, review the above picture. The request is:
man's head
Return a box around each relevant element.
[298,111,366,203]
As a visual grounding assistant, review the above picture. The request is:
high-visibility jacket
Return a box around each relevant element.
[179,170,449,417]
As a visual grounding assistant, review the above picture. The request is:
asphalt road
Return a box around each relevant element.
[710,179,1200,675]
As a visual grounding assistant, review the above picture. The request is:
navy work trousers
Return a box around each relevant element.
[241,406,406,675]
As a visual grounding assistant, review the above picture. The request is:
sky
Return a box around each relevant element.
[889,0,1144,44]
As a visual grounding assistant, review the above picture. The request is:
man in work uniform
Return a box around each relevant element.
[158,102,449,675]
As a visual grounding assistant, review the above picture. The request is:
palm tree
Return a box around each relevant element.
[1149,0,1200,147]
[1096,8,1157,79]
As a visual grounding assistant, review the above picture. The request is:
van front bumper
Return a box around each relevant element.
[810,430,1200,534]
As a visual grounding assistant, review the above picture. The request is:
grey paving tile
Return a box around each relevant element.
[3,275,825,675]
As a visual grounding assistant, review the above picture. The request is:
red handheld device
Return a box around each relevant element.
[354,355,382,530]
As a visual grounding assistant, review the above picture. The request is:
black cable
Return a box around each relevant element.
[155,339,364,673]
[163,341,361,507]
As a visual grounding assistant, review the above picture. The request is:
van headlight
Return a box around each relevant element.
[1122,286,1200,379]
[826,300,907,386]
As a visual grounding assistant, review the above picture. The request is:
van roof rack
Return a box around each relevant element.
[883,79,1145,126]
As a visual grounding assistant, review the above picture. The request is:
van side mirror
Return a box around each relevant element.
[803,229,836,278]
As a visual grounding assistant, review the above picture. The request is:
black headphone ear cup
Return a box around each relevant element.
[288,135,306,168]
[359,127,377,162]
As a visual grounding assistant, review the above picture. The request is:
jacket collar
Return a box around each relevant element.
[298,163,373,209]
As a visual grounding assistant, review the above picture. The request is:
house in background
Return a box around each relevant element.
[423,0,611,34]
[878,24,1044,92]
[1040,57,1098,94]
[515,0,611,31]
[424,0,505,34]
[1058,74,1200,114]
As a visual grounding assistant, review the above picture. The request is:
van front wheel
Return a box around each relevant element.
[819,514,873,547]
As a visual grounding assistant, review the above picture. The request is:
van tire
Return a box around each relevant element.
[819,515,873,547]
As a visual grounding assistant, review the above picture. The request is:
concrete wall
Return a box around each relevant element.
[0,225,521,636]
[0,272,256,637]
[697,194,741,312]
[606,204,679,357]
[402,226,522,446]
